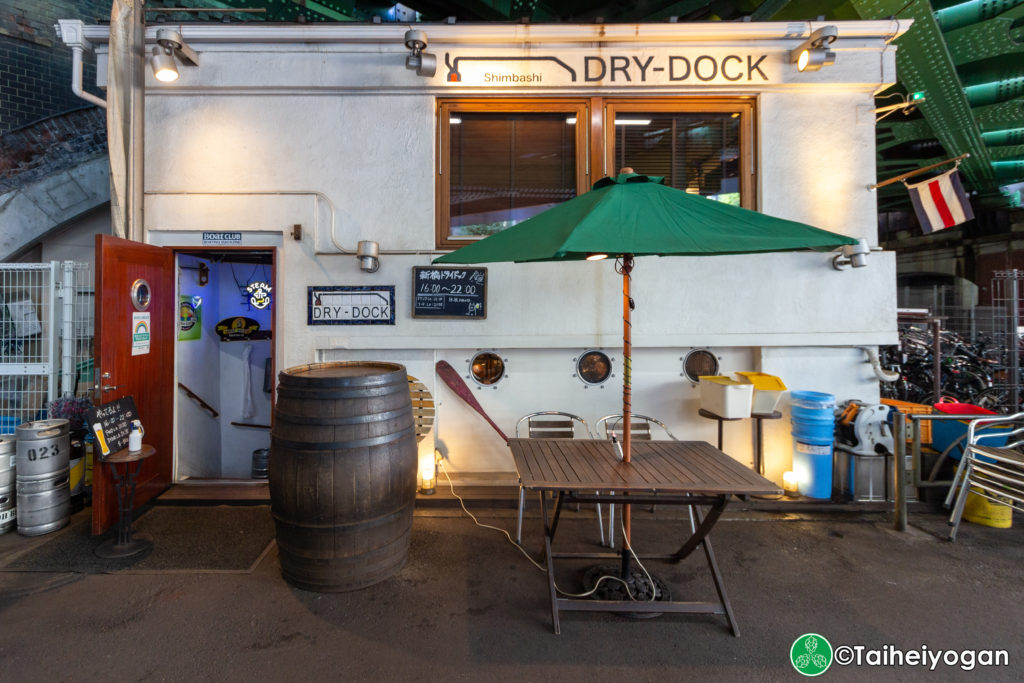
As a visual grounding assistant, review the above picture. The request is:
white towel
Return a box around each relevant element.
[242,343,255,419]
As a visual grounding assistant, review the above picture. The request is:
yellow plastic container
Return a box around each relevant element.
[735,372,787,414]
[698,376,753,419]
[963,487,1013,529]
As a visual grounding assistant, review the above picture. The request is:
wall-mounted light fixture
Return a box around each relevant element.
[150,28,199,82]
[790,25,838,72]
[357,240,380,273]
[404,29,436,77]
[832,238,870,270]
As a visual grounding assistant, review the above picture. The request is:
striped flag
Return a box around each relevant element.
[905,168,974,234]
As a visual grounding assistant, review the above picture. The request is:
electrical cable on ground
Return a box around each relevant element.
[439,460,657,601]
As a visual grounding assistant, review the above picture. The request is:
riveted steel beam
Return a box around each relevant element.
[945,15,1024,65]
[852,0,997,194]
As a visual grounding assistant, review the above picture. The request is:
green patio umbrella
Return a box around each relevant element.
[435,170,857,540]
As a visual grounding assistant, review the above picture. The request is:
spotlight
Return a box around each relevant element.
[832,238,871,270]
[150,28,199,83]
[790,25,838,72]
[404,29,436,77]
[357,240,380,273]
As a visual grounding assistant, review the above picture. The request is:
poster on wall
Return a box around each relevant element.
[178,295,201,341]
[131,312,150,356]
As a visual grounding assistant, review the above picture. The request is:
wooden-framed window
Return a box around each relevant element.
[436,99,589,250]
[604,98,756,209]
[436,97,756,249]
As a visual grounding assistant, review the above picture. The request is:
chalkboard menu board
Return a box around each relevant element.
[85,396,141,460]
[412,267,487,319]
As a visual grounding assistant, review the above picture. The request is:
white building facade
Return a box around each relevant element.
[61,20,906,487]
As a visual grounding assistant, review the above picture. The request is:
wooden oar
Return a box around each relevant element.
[435,360,509,443]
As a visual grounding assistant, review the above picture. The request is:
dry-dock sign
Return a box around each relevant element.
[307,286,395,325]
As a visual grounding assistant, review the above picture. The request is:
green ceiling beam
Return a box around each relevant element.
[750,0,793,20]
[945,16,1024,64]
[972,96,1024,130]
[876,119,935,150]
[852,0,996,193]
[990,144,1024,160]
[982,127,1024,145]
[293,0,358,21]
[934,0,1024,32]
[942,17,1024,63]
[629,0,725,21]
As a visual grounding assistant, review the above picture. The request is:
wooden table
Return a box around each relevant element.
[509,438,781,635]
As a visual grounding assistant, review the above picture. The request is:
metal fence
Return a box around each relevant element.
[0,262,94,433]
[895,272,1023,413]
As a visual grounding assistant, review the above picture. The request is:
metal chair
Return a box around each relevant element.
[594,413,678,547]
[946,411,1024,542]
[514,411,603,545]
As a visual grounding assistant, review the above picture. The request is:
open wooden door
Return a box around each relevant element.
[92,235,175,534]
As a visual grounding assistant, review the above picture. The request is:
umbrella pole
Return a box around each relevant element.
[621,255,634,558]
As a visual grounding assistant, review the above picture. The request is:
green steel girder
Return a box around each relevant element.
[989,143,1024,159]
[935,0,1024,32]
[750,0,792,19]
[852,0,996,192]
[945,16,1024,65]
[972,96,1024,129]
[876,119,937,151]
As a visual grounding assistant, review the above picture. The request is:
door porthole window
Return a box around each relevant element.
[575,350,613,388]
[130,279,152,311]
[469,351,506,388]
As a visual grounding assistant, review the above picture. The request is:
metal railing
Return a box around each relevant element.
[892,410,990,531]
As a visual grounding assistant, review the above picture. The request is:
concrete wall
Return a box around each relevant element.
[136,22,900,482]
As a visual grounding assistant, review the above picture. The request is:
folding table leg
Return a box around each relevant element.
[694,506,740,637]
[671,496,728,562]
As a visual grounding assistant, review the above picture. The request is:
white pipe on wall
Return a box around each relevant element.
[70,45,106,109]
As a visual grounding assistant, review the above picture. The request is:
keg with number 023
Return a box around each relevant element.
[15,419,71,536]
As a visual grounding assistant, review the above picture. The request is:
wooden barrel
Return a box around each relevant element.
[270,362,417,592]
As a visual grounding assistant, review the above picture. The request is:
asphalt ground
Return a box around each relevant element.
[0,500,1022,682]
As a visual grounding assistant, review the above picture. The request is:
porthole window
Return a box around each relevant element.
[682,348,719,384]
[470,351,505,386]
[576,350,612,386]
[130,279,151,311]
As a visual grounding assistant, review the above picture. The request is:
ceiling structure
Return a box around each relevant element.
[143,0,1024,218]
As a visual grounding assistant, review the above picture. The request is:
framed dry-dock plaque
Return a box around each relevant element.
[307,286,395,325]
[412,267,486,319]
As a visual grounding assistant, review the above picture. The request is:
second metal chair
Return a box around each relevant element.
[514,411,604,545]
[594,413,679,547]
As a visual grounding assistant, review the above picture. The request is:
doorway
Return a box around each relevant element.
[174,249,275,485]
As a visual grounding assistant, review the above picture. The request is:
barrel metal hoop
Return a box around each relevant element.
[273,406,411,427]
[272,425,416,451]
[279,370,407,390]
[271,503,413,531]
[276,384,405,400]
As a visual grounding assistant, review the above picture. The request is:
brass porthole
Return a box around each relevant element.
[130,279,152,311]
[682,348,719,384]
[470,351,505,386]
[576,350,612,386]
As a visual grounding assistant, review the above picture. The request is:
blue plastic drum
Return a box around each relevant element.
[790,391,836,499]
